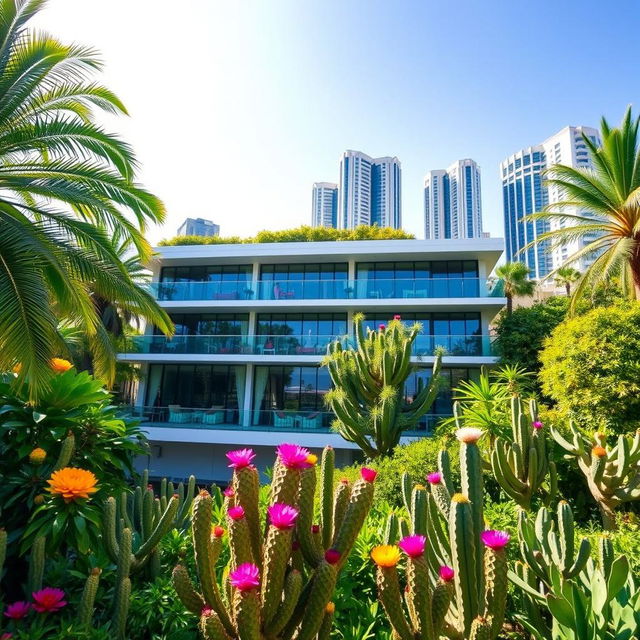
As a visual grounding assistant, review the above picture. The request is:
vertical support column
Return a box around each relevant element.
[477,258,488,296]
[251,261,260,299]
[243,363,254,427]
[347,259,356,336]
[136,363,149,409]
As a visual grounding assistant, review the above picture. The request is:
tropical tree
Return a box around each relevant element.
[0,0,172,398]
[495,262,536,314]
[554,266,581,296]
[526,107,640,305]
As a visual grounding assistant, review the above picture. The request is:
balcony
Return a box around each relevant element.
[119,334,496,357]
[150,278,498,302]
[127,406,446,436]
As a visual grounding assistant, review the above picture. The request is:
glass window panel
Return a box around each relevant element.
[463,260,478,278]
[161,365,179,404]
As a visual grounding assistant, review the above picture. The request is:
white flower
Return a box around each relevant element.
[455,427,484,444]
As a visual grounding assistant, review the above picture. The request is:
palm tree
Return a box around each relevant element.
[0,0,172,398]
[526,108,640,305]
[495,262,536,314]
[554,266,581,296]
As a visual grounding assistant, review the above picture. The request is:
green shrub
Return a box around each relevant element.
[539,303,640,432]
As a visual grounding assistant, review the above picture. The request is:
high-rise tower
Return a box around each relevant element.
[311,182,338,228]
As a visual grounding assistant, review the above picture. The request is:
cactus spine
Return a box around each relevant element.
[551,424,640,529]
[323,314,442,457]
[173,445,375,640]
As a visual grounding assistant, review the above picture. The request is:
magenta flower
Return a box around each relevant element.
[228,505,245,521]
[426,472,442,485]
[398,535,426,558]
[2,633,13,639]
[213,526,225,538]
[277,443,313,470]
[532,421,543,430]
[379,324,386,331]
[226,448,256,470]
[324,549,341,565]
[393,315,402,320]
[311,524,320,534]
[32,588,67,613]
[361,467,377,483]
[439,566,455,582]
[229,563,260,592]
[481,530,510,549]
[4,602,30,619]
[268,503,299,530]
[223,486,235,498]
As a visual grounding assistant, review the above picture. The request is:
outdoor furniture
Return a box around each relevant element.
[262,339,275,355]
[202,410,224,425]
[214,292,239,300]
[299,412,322,429]
[168,405,189,423]
[190,410,205,423]
[295,346,316,355]
[273,411,295,428]
[273,284,295,300]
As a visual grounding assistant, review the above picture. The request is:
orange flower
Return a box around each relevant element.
[306,453,318,466]
[325,602,335,614]
[371,545,401,568]
[29,448,47,465]
[592,446,607,458]
[47,468,98,502]
[50,358,73,373]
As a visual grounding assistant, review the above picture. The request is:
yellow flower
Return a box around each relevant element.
[371,545,401,568]
[306,454,318,466]
[47,468,98,503]
[325,602,335,614]
[29,448,47,465]
[50,358,73,373]
[452,493,470,503]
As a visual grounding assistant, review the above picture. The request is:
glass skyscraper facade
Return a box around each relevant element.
[311,182,338,228]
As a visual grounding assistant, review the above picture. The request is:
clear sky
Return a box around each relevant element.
[34,0,640,244]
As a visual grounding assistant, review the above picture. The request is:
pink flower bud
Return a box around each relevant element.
[361,467,377,483]
[324,549,341,565]
[398,535,426,558]
[228,506,245,521]
[426,472,442,485]
[439,565,454,582]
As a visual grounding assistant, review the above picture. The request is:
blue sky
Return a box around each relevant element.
[37,0,640,242]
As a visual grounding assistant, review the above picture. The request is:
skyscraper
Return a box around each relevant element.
[424,159,482,240]
[177,217,220,237]
[501,125,600,279]
[338,150,401,229]
[311,182,338,228]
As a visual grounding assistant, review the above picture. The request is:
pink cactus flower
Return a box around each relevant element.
[379,324,386,331]
[361,467,377,483]
[398,535,426,558]
[532,421,543,430]
[393,315,402,321]
[213,526,225,538]
[229,564,260,592]
[223,487,235,498]
[226,448,256,470]
[268,503,299,530]
[228,505,245,521]
[4,602,30,619]
[2,633,13,639]
[426,472,442,485]
[201,606,213,616]
[311,524,320,534]
[439,566,455,582]
[324,549,341,565]
[277,444,313,470]
[31,588,67,613]
[481,530,510,549]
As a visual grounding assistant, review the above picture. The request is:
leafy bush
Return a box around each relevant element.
[539,303,640,432]
[159,224,414,246]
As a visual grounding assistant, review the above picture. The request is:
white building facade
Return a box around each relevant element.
[119,238,505,483]
[424,159,483,240]
[311,182,338,228]
[501,125,601,279]
[338,150,401,229]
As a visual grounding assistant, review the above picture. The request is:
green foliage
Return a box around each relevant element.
[539,303,640,432]
[494,262,536,314]
[159,224,415,246]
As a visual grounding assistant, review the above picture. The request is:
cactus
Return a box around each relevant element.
[323,314,442,457]
[551,424,640,529]
[382,429,510,639]
[77,567,101,629]
[27,535,46,594]
[173,444,375,640]
[53,432,75,470]
[490,397,557,509]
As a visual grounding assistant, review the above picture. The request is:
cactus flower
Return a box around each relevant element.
[532,421,543,430]
[592,445,607,458]
[31,588,67,613]
[324,549,341,565]
[439,565,455,582]
[28,448,47,465]
[306,453,318,465]
[1,633,13,639]
[311,524,320,534]
[277,443,313,469]
[226,448,256,469]
[223,486,235,498]
[361,467,377,483]
[393,315,402,320]
[50,358,73,373]
[398,535,426,558]
[4,602,31,619]
[426,471,442,484]
[228,505,245,520]
[229,564,260,591]
[480,530,510,549]
[379,324,386,331]
[46,468,98,502]
[455,427,484,444]
[212,525,225,538]
[452,493,470,503]
[325,602,335,614]
[267,503,299,530]
[371,545,401,568]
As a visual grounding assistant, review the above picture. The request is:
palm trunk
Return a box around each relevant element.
[506,295,513,315]
[631,237,640,300]
[565,283,571,296]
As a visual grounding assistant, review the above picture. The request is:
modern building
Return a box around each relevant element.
[177,218,220,238]
[119,238,505,484]
[311,182,338,228]
[501,126,601,279]
[424,159,483,240]
[338,150,401,229]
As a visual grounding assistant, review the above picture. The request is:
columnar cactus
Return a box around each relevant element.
[551,424,640,529]
[172,444,376,640]
[490,398,557,510]
[323,314,442,457]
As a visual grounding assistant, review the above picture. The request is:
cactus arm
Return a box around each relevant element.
[483,546,508,638]
[565,538,591,579]
[53,432,75,470]
[401,472,412,514]
[77,568,101,629]
[200,611,231,640]
[460,441,485,591]
[332,480,351,542]
[320,447,335,550]
[297,466,321,567]
[102,497,120,564]
[407,554,433,639]
[333,477,375,566]
[411,485,428,535]
[315,605,334,640]
[261,525,294,626]
[431,580,454,638]
[233,466,262,562]
[135,496,179,560]
[172,564,206,614]
[263,569,303,638]
[141,487,153,541]
[295,561,339,640]
[438,449,454,495]
[375,565,414,640]
[28,535,45,594]
[233,589,261,640]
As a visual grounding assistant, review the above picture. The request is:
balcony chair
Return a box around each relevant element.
[168,405,189,424]
[299,412,322,429]
[202,410,225,425]
[273,411,295,428]
[273,284,295,300]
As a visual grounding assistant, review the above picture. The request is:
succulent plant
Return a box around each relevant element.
[172,444,375,640]
[551,424,640,529]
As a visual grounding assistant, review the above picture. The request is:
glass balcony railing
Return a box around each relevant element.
[126,406,449,435]
[120,334,496,357]
[149,278,497,301]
